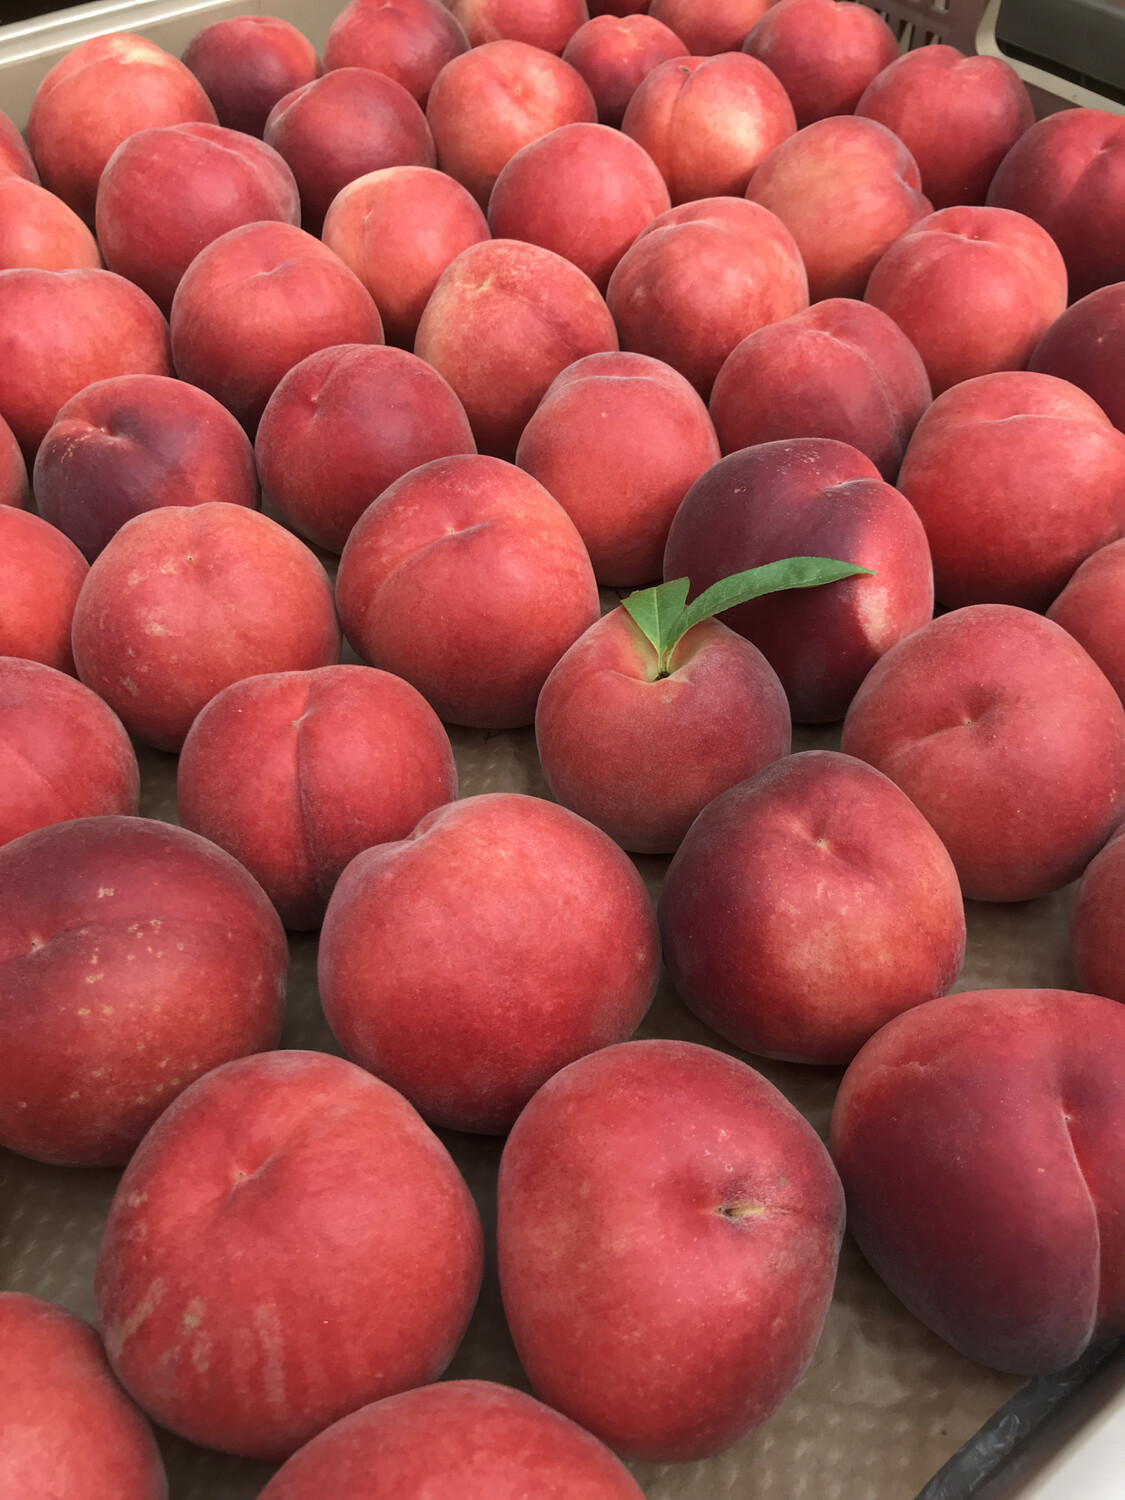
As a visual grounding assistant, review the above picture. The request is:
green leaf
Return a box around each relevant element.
[622,576,690,664]
[676,557,875,642]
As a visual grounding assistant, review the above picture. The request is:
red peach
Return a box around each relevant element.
[1030,282,1125,434]
[1047,539,1125,707]
[0,107,38,184]
[0,415,29,508]
[0,507,87,672]
[0,176,101,272]
[322,166,490,348]
[710,298,932,480]
[741,0,899,128]
[425,41,596,207]
[33,374,259,562]
[515,349,720,584]
[746,117,932,302]
[622,54,796,205]
[182,16,320,138]
[0,657,139,852]
[648,0,769,53]
[336,454,600,728]
[1072,826,1125,1002]
[324,0,470,105]
[562,15,689,129]
[27,33,217,223]
[71,502,341,752]
[447,0,589,54]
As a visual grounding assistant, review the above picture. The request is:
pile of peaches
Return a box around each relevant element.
[2,0,1125,1494]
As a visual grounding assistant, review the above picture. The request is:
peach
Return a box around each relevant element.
[664,439,934,721]
[0,415,29,508]
[169,221,382,433]
[1047,539,1125,707]
[322,166,490,348]
[897,372,1125,610]
[34,373,259,562]
[741,0,899,128]
[855,45,1034,209]
[258,1382,645,1500]
[659,751,966,1064]
[536,608,790,852]
[447,0,589,53]
[336,454,599,727]
[648,0,769,53]
[841,604,1125,901]
[319,792,659,1132]
[0,815,287,1167]
[1072,826,1125,1001]
[0,507,87,672]
[71,502,341,752]
[95,122,300,315]
[95,1050,484,1459]
[0,107,38,184]
[590,0,649,12]
[182,15,320,138]
[865,205,1068,396]
[264,68,435,234]
[0,176,101,272]
[27,33,217,224]
[831,989,1125,1372]
[0,658,139,851]
[987,108,1125,301]
[0,1294,165,1500]
[606,196,808,398]
[488,122,669,291]
[1030,282,1125,434]
[746,117,932,302]
[515,349,719,583]
[256,344,474,553]
[621,52,795,205]
[498,1039,845,1461]
[0,267,170,457]
[562,15,688,129]
[425,40,596,207]
[325,0,470,105]
[709,298,932,480]
[414,238,617,459]
[179,664,458,930]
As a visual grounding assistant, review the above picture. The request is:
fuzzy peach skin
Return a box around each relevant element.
[0,1293,166,1500]
[34,374,258,562]
[1072,826,1125,1002]
[896,372,1125,610]
[0,414,29,507]
[498,1039,845,1461]
[169,221,382,434]
[648,0,768,53]
[741,0,898,129]
[664,438,934,723]
[71,502,340,752]
[710,298,932,480]
[515,350,720,585]
[1047,539,1125,707]
[855,45,1033,210]
[0,106,39,183]
[320,792,658,1132]
[0,815,286,1167]
[841,604,1125,901]
[414,238,617,459]
[27,33,217,224]
[258,1381,645,1500]
[0,267,171,458]
[255,344,475,553]
[178,664,458,930]
[1030,283,1125,434]
[95,123,300,315]
[426,41,596,207]
[182,16,320,138]
[488,123,670,292]
[562,15,688,129]
[659,751,965,1063]
[606,196,808,398]
[325,0,469,105]
[0,176,101,272]
[337,455,599,727]
[0,508,87,672]
[0,658,139,850]
[96,1052,484,1459]
[830,988,1125,1373]
[322,167,489,348]
[745,117,932,303]
[536,608,791,852]
[447,0,588,53]
[987,109,1125,302]
[864,205,1068,397]
[622,53,796,205]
